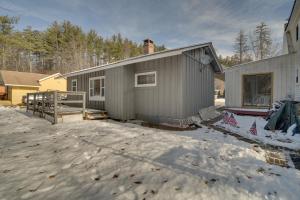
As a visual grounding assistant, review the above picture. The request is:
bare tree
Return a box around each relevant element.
[251,22,272,60]
[233,30,250,64]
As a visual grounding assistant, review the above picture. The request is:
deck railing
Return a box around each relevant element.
[26,91,86,124]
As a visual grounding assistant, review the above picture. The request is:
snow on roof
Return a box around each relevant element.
[64,42,222,77]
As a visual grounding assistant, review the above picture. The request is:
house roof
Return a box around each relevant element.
[64,42,223,77]
[285,0,299,31]
[0,70,61,87]
[224,53,295,72]
[38,73,64,82]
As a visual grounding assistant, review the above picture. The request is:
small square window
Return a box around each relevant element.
[135,71,157,87]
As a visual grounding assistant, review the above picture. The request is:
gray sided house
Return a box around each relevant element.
[65,41,222,124]
[226,0,300,108]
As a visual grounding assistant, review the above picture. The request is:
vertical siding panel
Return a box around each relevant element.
[156,59,159,116]
[182,48,215,117]
[67,70,105,110]
[171,56,176,117]
[176,55,181,117]
[166,57,171,117]
[133,55,185,122]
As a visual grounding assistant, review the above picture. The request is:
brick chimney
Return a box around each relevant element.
[143,39,154,54]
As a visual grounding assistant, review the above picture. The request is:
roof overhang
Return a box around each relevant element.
[206,43,223,74]
[285,0,299,31]
[64,42,223,77]
[4,84,40,88]
[224,53,296,72]
[39,73,64,82]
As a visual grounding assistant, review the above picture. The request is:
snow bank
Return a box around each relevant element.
[215,112,300,150]
[199,106,221,121]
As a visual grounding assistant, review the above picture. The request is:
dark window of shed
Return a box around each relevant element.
[243,73,272,107]
[297,25,299,41]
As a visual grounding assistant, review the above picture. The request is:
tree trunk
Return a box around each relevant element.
[2,46,5,69]
[29,51,32,72]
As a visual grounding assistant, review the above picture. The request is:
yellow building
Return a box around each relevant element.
[0,70,66,105]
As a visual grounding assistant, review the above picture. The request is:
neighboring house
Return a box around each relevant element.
[0,70,66,105]
[225,0,300,108]
[65,39,222,124]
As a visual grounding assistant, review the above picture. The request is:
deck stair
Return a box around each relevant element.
[85,110,108,120]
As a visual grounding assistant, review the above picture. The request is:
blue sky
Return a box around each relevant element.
[0,0,295,56]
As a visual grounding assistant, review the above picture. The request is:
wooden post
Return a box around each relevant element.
[33,93,36,114]
[53,91,58,124]
[41,93,45,118]
[26,93,29,112]
[82,92,86,119]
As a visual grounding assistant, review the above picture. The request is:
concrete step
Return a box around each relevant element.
[85,110,107,115]
[85,112,108,120]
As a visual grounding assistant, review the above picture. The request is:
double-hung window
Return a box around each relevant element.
[71,79,77,91]
[89,76,105,101]
[135,71,157,87]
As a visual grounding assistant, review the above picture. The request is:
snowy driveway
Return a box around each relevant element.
[1,107,300,200]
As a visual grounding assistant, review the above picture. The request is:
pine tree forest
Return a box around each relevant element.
[0,16,166,74]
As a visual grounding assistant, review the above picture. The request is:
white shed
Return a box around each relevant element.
[225,53,299,108]
[225,0,300,108]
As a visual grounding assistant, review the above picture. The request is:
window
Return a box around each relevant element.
[243,73,272,107]
[297,25,299,41]
[71,79,77,91]
[89,76,105,101]
[135,71,157,87]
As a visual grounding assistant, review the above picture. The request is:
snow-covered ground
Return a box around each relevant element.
[215,112,300,151]
[1,107,300,200]
[215,98,225,108]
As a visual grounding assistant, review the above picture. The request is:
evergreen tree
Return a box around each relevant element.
[218,55,240,68]
[0,15,166,74]
[0,16,19,69]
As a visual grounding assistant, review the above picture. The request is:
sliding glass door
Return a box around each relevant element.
[243,73,272,107]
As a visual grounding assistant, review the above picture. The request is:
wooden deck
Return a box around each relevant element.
[56,106,101,115]
[26,91,108,123]
[26,91,86,124]
[55,107,108,120]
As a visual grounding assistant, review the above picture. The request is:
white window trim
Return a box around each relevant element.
[135,71,157,87]
[89,76,105,101]
[71,79,77,92]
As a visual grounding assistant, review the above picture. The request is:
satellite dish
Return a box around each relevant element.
[200,54,212,65]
